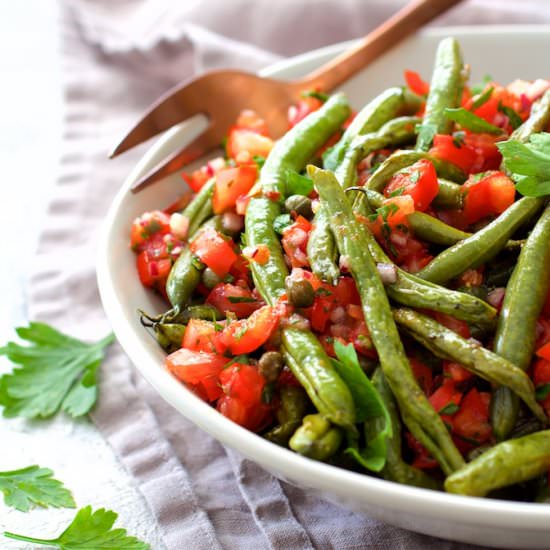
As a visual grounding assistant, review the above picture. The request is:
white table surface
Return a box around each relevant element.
[0,3,164,548]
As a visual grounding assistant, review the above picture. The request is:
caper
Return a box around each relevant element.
[258,351,284,382]
[285,194,313,219]
[285,277,315,308]
[202,267,223,289]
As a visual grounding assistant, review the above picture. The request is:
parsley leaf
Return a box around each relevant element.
[444,108,503,135]
[471,86,494,110]
[497,133,550,197]
[439,402,460,416]
[0,465,75,512]
[273,213,292,234]
[471,74,493,95]
[0,323,115,419]
[415,122,438,149]
[3,505,149,549]
[331,341,392,472]
[498,103,522,130]
[286,170,314,196]
[227,296,257,304]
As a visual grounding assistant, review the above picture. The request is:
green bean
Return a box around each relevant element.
[177,304,223,322]
[491,204,550,440]
[153,322,186,353]
[245,94,356,430]
[371,368,441,490]
[311,166,464,474]
[344,191,497,324]
[309,116,420,284]
[432,178,464,209]
[417,197,544,284]
[265,385,310,446]
[416,37,465,151]
[289,413,344,461]
[445,430,550,497]
[511,89,550,144]
[393,307,546,423]
[324,87,416,171]
[282,329,356,429]
[366,150,467,193]
[166,216,221,312]
[182,177,215,237]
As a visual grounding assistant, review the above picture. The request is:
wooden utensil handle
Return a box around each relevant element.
[300,0,463,91]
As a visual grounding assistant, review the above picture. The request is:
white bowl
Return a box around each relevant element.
[97,26,550,549]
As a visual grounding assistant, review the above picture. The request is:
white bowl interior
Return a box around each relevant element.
[98,26,550,548]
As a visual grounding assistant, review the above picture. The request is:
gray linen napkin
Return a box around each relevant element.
[28,1,550,548]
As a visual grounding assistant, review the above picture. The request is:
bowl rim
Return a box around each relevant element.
[97,24,550,531]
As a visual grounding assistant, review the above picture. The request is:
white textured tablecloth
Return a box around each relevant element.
[3,1,550,548]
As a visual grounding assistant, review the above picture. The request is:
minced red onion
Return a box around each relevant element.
[287,227,308,247]
[487,287,506,309]
[282,313,310,331]
[169,212,190,240]
[339,254,350,271]
[376,262,397,284]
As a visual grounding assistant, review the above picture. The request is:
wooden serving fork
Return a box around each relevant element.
[110,0,462,192]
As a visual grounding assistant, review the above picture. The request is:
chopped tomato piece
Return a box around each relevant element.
[281,216,312,268]
[130,210,171,251]
[183,157,226,193]
[365,195,415,241]
[405,432,438,470]
[288,95,323,127]
[189,227,238,277]
[429,134,477,172]
[206,283,263,318]
[537,341,550,362]
[182,319,226,354]
[226,126,274,160]
[452,388,492,444]
[221,305,280,355]
[136,251,171,289]
[384,159,439,212]
[461,171,515,225]
[429,378,463,417]
[242,244,270,265]
[443,361,473,383]
[409,357,433,394]
[212,165,258,214]
[165,348,227,402]
[235,109,269,135]
[433,312,471,339]
[404,69,430,96]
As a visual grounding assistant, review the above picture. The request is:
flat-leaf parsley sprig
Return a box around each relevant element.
[0,322,115,418]
[4,505,149,549]
[0,465,75,512]
[497,132,550,197]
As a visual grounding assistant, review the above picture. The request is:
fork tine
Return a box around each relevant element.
[110,77,207,158]
[130,125,223,193]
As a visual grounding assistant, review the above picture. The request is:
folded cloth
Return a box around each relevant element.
[28,1,550,548]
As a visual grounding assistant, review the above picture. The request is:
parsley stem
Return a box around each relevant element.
[96,332,116,349]
[3,531,56,545]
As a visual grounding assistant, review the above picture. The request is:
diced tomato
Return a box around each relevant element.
[130,210,171,251]
[365,195,415,241]
[461,171,516,225]
[136,251,172,289]
[404,69,430,96]
[433,312,471,339]
[537,341,550,362]
[182,319,226,354]
[384,159,439,212]
[212,165,258,214]
[464,133,502,172]
[457,268,484,287]
[452,388,492,444]
[409,357,433,394]
[183,157,227,193]
[281,216,312,268]
[405,432,438,470]
[221,305,280,355]
[443,361,473,383]
[429,378,463,417]
[189,227,238,277]
[429,134,477,173]
[534,358,550,387]
[165,348,227,402]
[235,109,269,135]
[216,363,272,431]
[288,95,323,128]
[206,283,263,318]
[226,126,274,160]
